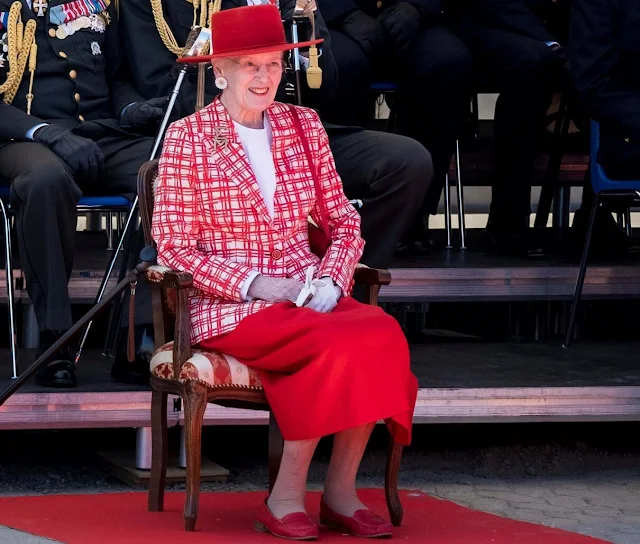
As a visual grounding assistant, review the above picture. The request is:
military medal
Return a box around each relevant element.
[89,13,105,32]
[55,25,67,39]
[90,41,101,55]
[33,0,48,16]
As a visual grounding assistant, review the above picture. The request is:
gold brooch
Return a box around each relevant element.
[210,126,229,150]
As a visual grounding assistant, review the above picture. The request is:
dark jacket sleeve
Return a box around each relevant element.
[569,0,640,142]
[104,1,146,117]
[0,0,45,140]
[282,0,338,108]
[462,0,556,42]
[320,0,358,25]
[406,0,443,14]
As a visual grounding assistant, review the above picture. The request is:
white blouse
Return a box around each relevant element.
[232,118,276,219]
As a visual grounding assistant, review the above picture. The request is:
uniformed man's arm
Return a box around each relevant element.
[101,0,147,117]
[462,0,556,42]
[279,0,338,107]
[405,0,443,16]
[0,104,48,142]
[569,0,640,142]
[320,0,358,25]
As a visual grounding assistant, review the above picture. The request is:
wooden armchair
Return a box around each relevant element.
[137,159,405,532]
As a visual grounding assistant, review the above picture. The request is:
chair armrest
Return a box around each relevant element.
[145,265,193,373]
[145,265,193,289]
[353,265,391,286]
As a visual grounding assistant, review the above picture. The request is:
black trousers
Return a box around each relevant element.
[0,121,153,333]
[324,24,472,215]
[327,125,433,269]
[603,152,640,182]
[456,20,564,230]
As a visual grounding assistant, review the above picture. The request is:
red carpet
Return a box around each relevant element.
[0,489,610,543]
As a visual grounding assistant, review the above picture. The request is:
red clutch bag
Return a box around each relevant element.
[289,105,331,258]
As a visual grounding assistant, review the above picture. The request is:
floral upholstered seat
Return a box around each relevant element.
[150,342,263,390]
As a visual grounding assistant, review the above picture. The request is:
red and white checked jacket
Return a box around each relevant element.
[152,99,365,345]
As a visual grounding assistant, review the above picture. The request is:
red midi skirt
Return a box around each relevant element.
[198,297,417,445]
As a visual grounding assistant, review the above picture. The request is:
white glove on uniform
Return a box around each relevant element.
[294,266,341,313]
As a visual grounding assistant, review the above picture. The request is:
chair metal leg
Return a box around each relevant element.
[564,194,599,348]
[75,199,139,363]
[454,140,467,250]
[444,174,452,249]
[624,208,632,237]
[0,200,17,379]
[106,212,115,251]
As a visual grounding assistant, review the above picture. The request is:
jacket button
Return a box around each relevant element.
[271,249,282,260]
[49,28,56,38]
[69,70,77,79]
[74,93,80,102]
[59,51,67,58]
[78,114,85,121]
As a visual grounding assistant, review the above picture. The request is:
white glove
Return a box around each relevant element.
[294,266,341,313]
[305,276,341,313]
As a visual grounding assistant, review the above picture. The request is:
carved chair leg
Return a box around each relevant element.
[268,412,284,494]
[148,388,168,512]
[385,438,404,527]
[183,383,208,532]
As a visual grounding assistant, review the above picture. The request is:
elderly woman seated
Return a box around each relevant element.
[152,5,417,541]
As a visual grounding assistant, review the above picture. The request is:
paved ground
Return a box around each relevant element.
[0,423,638,543]
[419,471,640,544]
[0,527,60,543]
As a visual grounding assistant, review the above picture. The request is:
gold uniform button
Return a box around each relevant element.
[376,0,382,7]
[74,93,80,102]
[78,115,85,121]
[59,51,67,59]
[49,28,56,38]
[69,70,77,79]
[271,249,282,260]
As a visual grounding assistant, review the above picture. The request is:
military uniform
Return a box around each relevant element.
[0,0,153,385]
[117,0,433,270]
[453,0,567,251]
[321,0,472,224]
[570,0,640,181]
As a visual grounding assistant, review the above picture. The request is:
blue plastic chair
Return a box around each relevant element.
[370,81,467,249]
[564,120,640,347]
[0,189,131,378]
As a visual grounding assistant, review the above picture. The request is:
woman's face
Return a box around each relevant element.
[213,52,284,116]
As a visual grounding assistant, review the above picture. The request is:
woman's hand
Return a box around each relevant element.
[247,275,305,304]
[305,277,342,313]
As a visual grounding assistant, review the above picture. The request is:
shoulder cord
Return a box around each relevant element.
[150,0,221,57]
[0,1,37,107]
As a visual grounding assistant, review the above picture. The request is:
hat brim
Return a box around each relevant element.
[178,38,324,64]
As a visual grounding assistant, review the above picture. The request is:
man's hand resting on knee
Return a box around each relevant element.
[34,125,104,181]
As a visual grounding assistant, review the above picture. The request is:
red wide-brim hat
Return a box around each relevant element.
[178,4,323,64]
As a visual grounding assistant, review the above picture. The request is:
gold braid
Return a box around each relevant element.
[150,0,221,57]
[0,1,38,106]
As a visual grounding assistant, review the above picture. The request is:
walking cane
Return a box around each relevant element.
[0,247,157,406]
[73,28,206,364]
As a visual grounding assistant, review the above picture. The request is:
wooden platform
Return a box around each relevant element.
[1,341,639,430]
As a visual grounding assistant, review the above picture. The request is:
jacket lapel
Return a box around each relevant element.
[202,99,273,224]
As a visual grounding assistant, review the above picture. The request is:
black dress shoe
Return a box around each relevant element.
[396,214,436,256]
[34,331,77,388]
[111,351,151,385]
[485,222,545,259]
[572,207,640,255]
[110,325,152,385]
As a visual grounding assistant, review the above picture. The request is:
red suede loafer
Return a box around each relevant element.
[254,500,319,541]
[319,497,393,538]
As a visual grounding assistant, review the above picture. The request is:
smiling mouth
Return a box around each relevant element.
[249,87,269,95]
